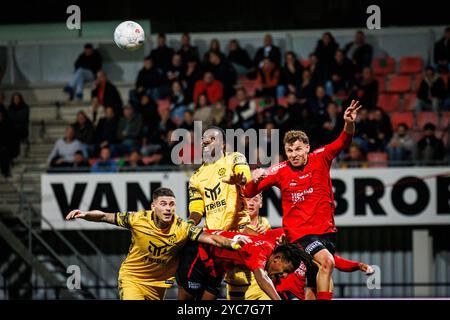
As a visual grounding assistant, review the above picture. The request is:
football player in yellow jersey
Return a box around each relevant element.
[226,192,273,300]
[187,126,253,231]
[65,187,250,300]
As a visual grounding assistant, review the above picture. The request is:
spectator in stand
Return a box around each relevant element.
[285,92,306,128]
[349,67,378,110]
[307,85,332,119]
[193,71,224,104]
[193,93,213,128]
[255,57,281,99]
[340,142,368,168]
[298,69,316,104]
[279,51,304,98]
[94,106,119,156]
[232,88,256,130]
[417,66,446,112]
[169,80,188,125]
[273,105,290,138]
[72,150,90,172]
[122,149,145,171]
[434,27,450,71]
[48,126,87,168]
[353,107,373,153]
[8,92,30,158]
[417,123,445,165]
[203,39,226,64]
[87,97,104,127]
[116,105,143,155]
[211,100,227,128]
[177,33,200,65]
[129,57,166,107]
[166,53,186,85]
[386,123,416,165]
[64,43,102,101]
[254,34,282,68]
[179,110,195,131]
[206,51,237,100]
[314,32,339,77]
[0,110,13,177]
[308,53,327,87]
[91,70,123,116]
[328,49,356,95]
[183,57,203,103]
[138,94,159,130]
[297,106,320,149]
[319,101,344,145]
[344,31,373,72]
[72,111,95,155]
[227,39,253,76]
[0,92,6,114]
[149,33,175,73]
[157,108,177,143]
[368,107,393,151]
[91,146,118,173]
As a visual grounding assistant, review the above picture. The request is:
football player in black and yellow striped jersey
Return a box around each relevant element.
[66,187,249,300]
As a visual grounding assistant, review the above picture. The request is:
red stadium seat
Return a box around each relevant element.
[228,97,240,110]
[378,93,400,112]
[277,96,289,107]
[375,76,386,93]
[413,74,424,92]
[402,93,418,111]
[416,111,438,130]
[399,56,423,75]
[372,56,396,76]
[387,75,412,93]
[88,158,98,166]
[390,111,414,129]
[367,152,389,168]
[440,111,450,129]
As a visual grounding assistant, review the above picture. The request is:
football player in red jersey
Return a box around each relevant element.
[176,228,311,300]
[244,100,362,300]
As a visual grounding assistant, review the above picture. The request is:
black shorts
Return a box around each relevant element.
[176,241,223,299]
[294,233,336,288]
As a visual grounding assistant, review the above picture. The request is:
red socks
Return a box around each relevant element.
[316,291,333,300]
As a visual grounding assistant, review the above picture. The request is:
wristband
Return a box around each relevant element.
[231,241,241,250]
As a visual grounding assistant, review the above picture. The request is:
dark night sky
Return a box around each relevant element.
[0,0,448,32]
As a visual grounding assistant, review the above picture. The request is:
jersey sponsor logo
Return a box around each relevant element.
[295,262,307,277]
[205,199,226,212]
[218,167,226,177]
[305,240,323,254]
[289,180,298,187]
[269,162,286,174]
[313,147,325,154]
[205,183,221,201]
[165,280,174,285]
[298,173,311,180]
[148,240,171,257]
[291,188,314,204]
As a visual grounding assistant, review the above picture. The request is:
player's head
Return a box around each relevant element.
[283,130,310,167]
[246,193,262,219]
[266,244,307,280]
[202,126,225,163]
[151,187,176,224]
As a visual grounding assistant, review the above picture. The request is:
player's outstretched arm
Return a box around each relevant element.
[197,233,252,250]
[253,268,282,300]
[66,209,115,224]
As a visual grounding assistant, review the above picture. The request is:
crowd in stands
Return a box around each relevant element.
[4,27,450,175]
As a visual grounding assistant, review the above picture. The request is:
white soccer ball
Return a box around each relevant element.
[114,21,145,51]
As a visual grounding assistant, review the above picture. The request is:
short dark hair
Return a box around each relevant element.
[424,122,436,131]
[283,130,309,146]
[84,43,93,49]
[152,187,175,201]
[158,33,166,39]
[273,243,313,270]
[398,122,409,130]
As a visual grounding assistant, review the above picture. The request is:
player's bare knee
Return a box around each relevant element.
[320,256,335,274]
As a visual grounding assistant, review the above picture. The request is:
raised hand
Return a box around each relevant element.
[222,172,246,185]
[343,99,363,124]
[252,168,268,183]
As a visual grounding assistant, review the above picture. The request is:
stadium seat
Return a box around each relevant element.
[390,111,414,129]
[277,96,289,107]
[412,73,423,92]
[387,75,412,93]
[372,56,396,76]
[88,158,98,166]
[367,152,389,167]
[440,111,450,129]
[416,111,438,130]
[378,93,400,112]
[399,56,423,74]
[228,97,240,110]
[402,93,418,111]
[375,76,386,93]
